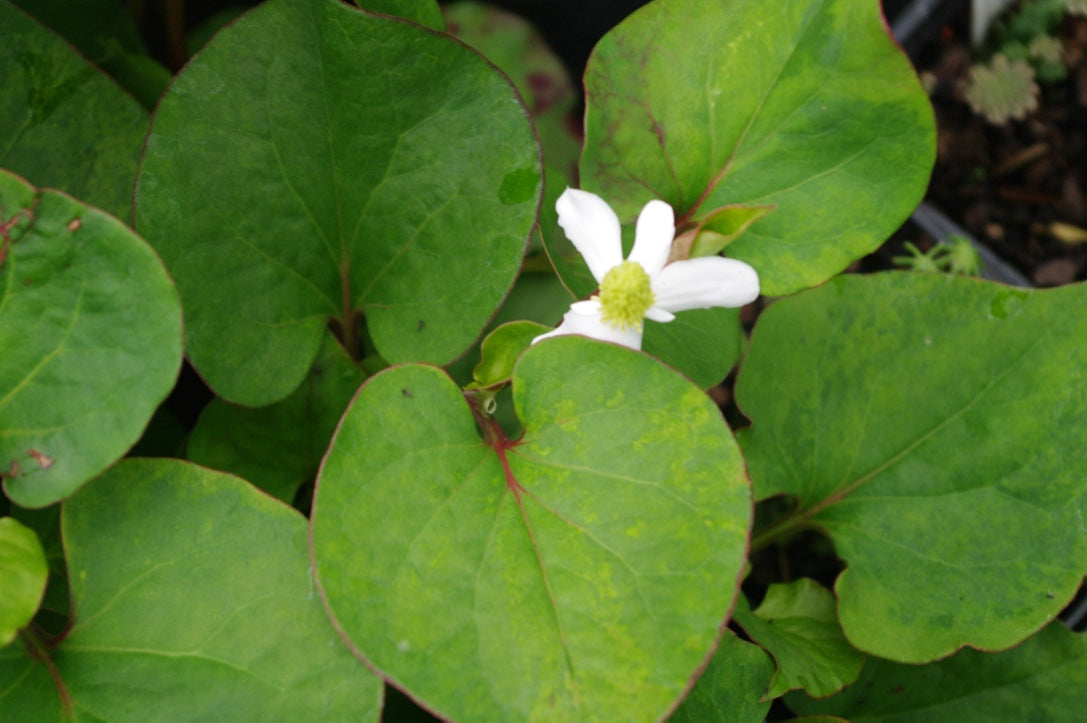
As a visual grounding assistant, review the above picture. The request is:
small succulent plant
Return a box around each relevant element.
[894,236,984,276]
[963,0,1082,123]
[964,53,1040,123]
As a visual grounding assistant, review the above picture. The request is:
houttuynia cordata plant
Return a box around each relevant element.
[2,0,1085,719]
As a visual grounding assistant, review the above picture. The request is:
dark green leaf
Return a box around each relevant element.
[354,0,444,30]
[186,331,365,502]
[0,0,149,219]
[538,165,596,299]
[786,623,1087,721]
[444,1,580,176]
[136,0,541,405]
[642,307,743,389]
[10,0,169,109]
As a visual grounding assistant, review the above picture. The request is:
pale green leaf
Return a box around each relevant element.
[0,171,182,508]
[732,579,865,700]
[312,338,751,720]
[0,459,383,719]
[580,0,935,295]
[737,273,1087,662]
[0,517,47,647]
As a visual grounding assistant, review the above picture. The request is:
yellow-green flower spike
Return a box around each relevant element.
[598,260,654,330]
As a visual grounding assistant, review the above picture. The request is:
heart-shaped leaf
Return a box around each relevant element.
[732,579,865,700]
[786,623,1087,720]
[737,273,1087,662]
[0,170,182,508]
[186,331,365,502]
[0,517,47,647]
[669,631,775,722]
[135,0,541,405]
[0,0,149,220]
[0,459,382,719]
[579,0,935,295]
[312,337,751,720]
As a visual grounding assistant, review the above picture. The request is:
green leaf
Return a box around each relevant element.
[444,269,571,393]
[0,171,182,508]
[0,459,382,719]
[642,307,743,389]
[681,204,775,259]
[0,0,149,220]
[580,0,935,295]
[186,6,248,56]
[136,0,541,406]
[7,504,66,630]
[471,320,549,388]
[10,0,169,109]
[737,273,1087,662]
[187,331,365,503]
[312,337,751,720]
[786,623,1087,720]
[538,165,596,300]
[669,631,776,723]
[732,579,865,700]
[0,517,47,647]
[444,1,581,177]
[354,0,444,30]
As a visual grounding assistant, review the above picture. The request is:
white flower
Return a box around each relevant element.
[533,188,760,350]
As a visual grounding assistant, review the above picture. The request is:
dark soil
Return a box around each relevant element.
[903,9,1087,286]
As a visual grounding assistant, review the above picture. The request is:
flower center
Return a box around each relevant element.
[598,260,655,330]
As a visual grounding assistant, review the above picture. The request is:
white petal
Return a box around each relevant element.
[645,307,676,323]
[531,306,643,349]
[628,199,675,278]
[652,256,760,312]
[555,188,624,284]
[570,299,602,315]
